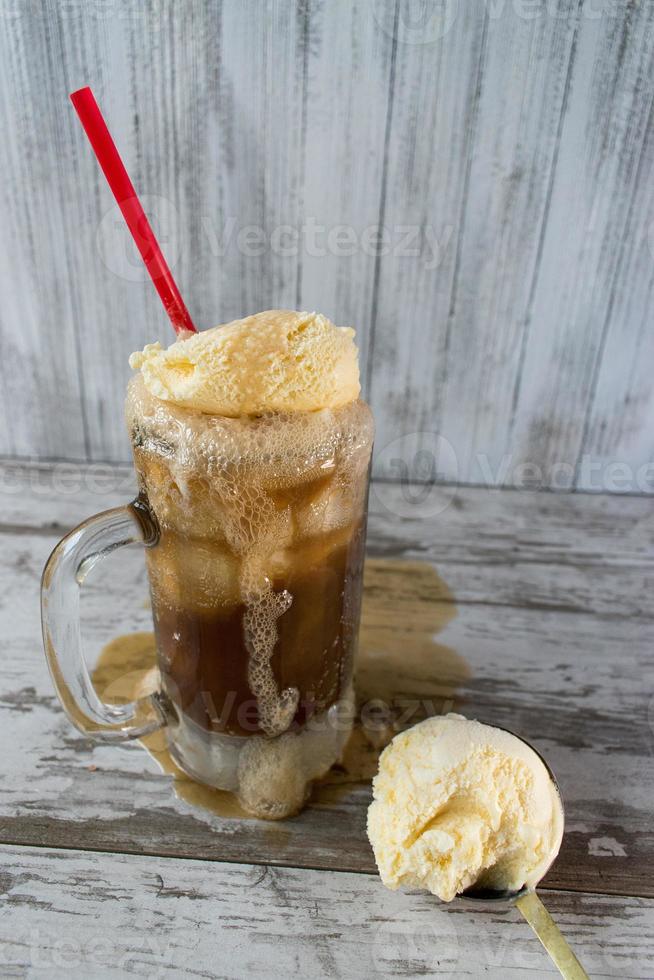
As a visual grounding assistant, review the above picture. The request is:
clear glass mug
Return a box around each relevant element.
[41,378,374,818]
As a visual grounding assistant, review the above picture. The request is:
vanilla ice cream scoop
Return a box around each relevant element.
[367,714,564,903]
[129,309,360,415]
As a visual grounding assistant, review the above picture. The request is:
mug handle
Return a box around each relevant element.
[41,497,168,741]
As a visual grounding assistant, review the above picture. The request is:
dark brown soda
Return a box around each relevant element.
[150,521,366,737]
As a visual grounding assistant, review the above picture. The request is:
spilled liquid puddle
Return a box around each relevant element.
[358,558,469,704]
[317,558,470,797]
[91,559,469,819]
[93,633,249,819]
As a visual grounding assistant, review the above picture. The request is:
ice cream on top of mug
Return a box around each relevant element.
[129,309,361,415]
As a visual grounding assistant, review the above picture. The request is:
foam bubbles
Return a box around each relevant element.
[241,562,298,737]
[236,691,355,818]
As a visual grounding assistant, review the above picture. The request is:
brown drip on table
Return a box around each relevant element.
[91,559,468,817]
[92,632,249,820]
[316,558,469,799]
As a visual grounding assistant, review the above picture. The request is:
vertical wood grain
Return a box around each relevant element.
[298,0,396,371]
[217,0,307,318]
[577,97,654,492]
[0,0,652,491]
[0,2,89,458]
[0,0,308,463]
[0,1,220,462]
[510,0,654,489]
[368,0,489,477]
[437,1,582,485]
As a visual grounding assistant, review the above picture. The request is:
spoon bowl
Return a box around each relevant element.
[455,726,587,979]
[457,725,564,905]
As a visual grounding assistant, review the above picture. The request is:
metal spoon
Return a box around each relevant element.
[458,730,589,980]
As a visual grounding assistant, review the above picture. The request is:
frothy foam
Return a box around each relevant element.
[169,691,355,819]
[241,560,297,737]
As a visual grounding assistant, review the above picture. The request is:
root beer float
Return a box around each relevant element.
[127,310,374,818]
[44,96,373,820]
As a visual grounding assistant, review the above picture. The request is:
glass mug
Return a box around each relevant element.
[41,378,374,818]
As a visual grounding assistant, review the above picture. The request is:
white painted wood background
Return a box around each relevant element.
[0,0,652,492]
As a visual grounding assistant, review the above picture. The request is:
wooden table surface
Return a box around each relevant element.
[1,459,652,978]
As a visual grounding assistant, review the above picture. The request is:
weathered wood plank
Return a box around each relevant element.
[1,1,653,491]
[2,845,651,979]
[0,462,652,897]
[579,76,654,492]
[0,5,89,458]
[511,1,654,487]
[0,2,205,462]
[424,1,581,485]
[299,0,395,372]
[368,1,488,475]
[0,459,137,530]
[216,0,306,318]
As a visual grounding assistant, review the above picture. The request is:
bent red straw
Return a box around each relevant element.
[70,86,196,335]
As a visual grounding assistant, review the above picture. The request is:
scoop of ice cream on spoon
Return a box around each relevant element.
[367,714,589,979]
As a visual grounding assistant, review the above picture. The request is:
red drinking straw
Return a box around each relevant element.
[70,86,197,335]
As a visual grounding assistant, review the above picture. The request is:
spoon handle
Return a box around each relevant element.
[516,891,589,980]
